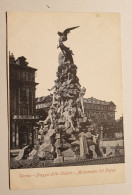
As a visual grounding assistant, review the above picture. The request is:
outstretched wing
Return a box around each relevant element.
[63,26,80,35]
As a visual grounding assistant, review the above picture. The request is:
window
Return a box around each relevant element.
[87,104,89,109]
[20,89,27,102]
[20,105,28,115]
[20,71,26,81]
[29,91,33,114]
[28,72,33,82]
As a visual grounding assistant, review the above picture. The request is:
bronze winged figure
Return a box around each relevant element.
[57,26,80,42]
[57,26,80,63]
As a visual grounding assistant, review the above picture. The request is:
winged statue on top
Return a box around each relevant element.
[57,26,80,63]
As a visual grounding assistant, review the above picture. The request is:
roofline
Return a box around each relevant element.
[9,62,37,71]
[83,97,116,105]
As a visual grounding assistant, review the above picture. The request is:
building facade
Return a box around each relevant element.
[35,95,52,120]
[83,97,116,122]
[36,96,116,122]
[35,96,121,139]
[9,53,39,149]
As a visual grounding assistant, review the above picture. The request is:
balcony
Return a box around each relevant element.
[12,115,39,120]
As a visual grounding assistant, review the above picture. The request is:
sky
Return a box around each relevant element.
[7,12,123,119]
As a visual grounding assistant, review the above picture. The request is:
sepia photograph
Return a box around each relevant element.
[8,12,125,170]
[6,12,126,189]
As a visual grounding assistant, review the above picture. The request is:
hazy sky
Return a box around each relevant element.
[8,12,123,119]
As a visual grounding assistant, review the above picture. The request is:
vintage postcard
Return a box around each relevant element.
[7,12,125,189]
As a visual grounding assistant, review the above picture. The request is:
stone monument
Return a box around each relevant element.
[38,26,102,162]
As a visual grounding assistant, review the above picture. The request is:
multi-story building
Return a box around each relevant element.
[9,53,39,149]
[35,96,116,122]
[83,97,116,122]
[83,97,123,140]
[35,95,121,138]
[36,93,125,147]
[35,95,52,120]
